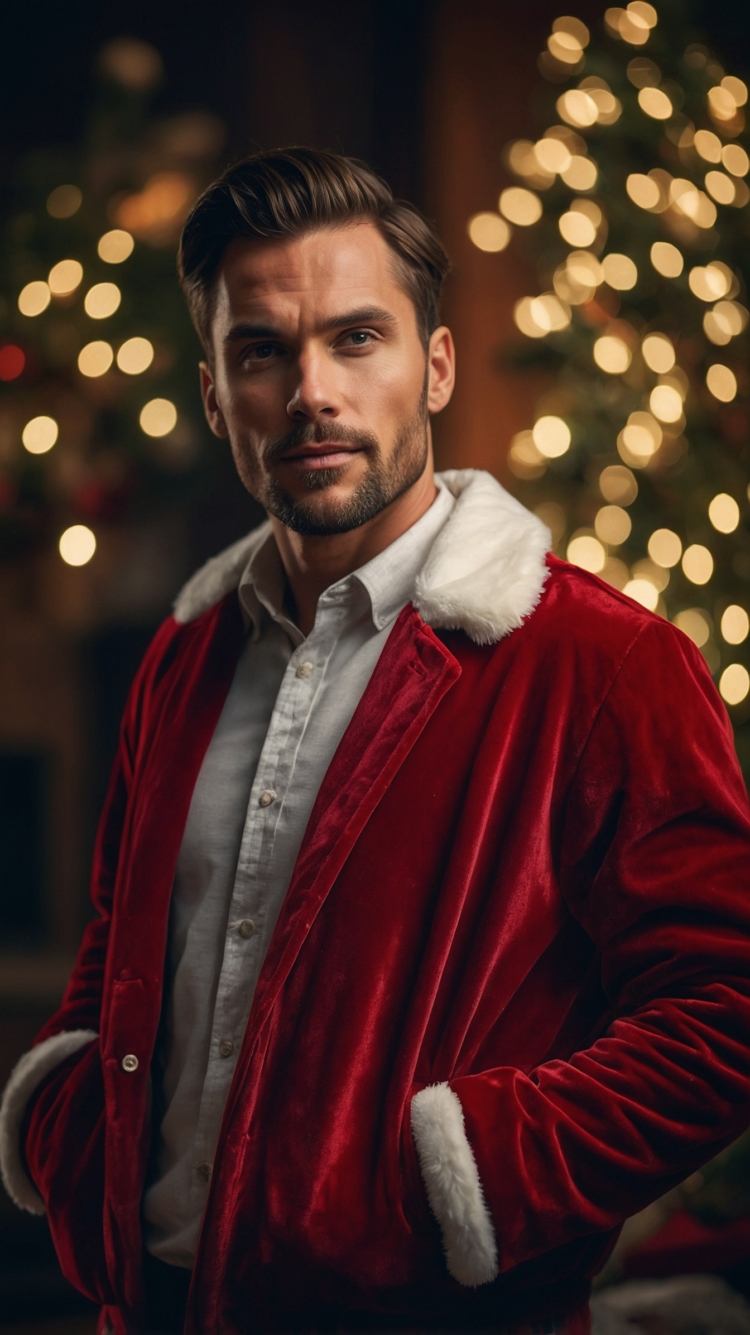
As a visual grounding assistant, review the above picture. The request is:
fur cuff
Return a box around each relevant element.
[0,1029,98,1214]
[411,1082,499,1287]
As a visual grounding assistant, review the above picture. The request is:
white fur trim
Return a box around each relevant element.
[0,1029,97,1214]
[172,471,550,644]
[411,1082,499,1287]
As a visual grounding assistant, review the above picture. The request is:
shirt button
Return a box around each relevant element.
[258,789,276,807]
[196,1162,212,1182]
[296,661,314,678]
[121,1054,139,1073]
[219,1039,234,1058]
[238,919,255,938]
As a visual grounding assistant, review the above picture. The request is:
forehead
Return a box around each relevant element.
[211,223,414,330]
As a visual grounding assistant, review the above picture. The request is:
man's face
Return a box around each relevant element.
[200,223,448,536]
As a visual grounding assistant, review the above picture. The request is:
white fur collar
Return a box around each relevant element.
[173,469,551,645]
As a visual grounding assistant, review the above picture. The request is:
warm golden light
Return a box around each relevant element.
[721,605,749,644]
[514,294,571,338]
[624,578,659,610]
[553,15,591,45]
[559,210,597,247]
[140,398,178,437]
[18,281,51,317]
[568,534,606,573]
[556,90,599,128]
[670,179,717,228]
[59,525,96,567]
[649,384,683,423]
[560,156,598,190]
[648,528,682,567]
[532,415,571,458]
[650,241,683,277]
[688,264,731,302]
[98,229,135,264]
[514,298,547,339]
[674,608,711,647]
[46,184,82,218]
[626,173,661,209]
[708,85,739,122]
[719,663,750,705]
[703,301,748,345]
[78,341,114,378]
[600,464,638,505]
[601,253,637,290]
[705,171,736,205]
[468,212,511,252]
[629,1,658,26]
[508,140,546,180]
[638,87,673,119]
[48,259,83,296]
[694,129,722,163]
[117,337,155,375]
[115,171,194,242]
[723,75,748,106]
[706,363,738,402]
[548,31,584,65]
[593,335,632,374]
[682,543,714,585]
[619,410,662,463]
[22,415,58,454]
[709,492,740,533]
[499,187,543,226]
[508,431,545,479]
[595,505,632,545]
[641,333,675,373]
[84,282,122,319]
[534,138,572,174]
[554,250,603,304]
[722,144,750,177]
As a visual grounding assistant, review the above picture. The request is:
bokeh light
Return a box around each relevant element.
[706,364,737,402]
[532,415,571,457]
[18,281,51,317]
[0,345,25,381]
[689,264,731,301]
[140,398,178,437]
[703,301,748,345]
[46,184,82,218]
[508,431,545,479]
[22,415,58,454]
[670,180,717,228]
[556,90,599,128]
[98,229,135,263]
[674,608,711,647]
[618,411,662,465]
[568,534,606,572]
[599,464,638,505]
[649,384,684,423]
[48,259,83,296]
[560,156,598,190]
[117,337,155,375]
[719,664,750,705]
[59,525,96,567]
[593,335,632,374]
[595,505,632,545]
[694,130,722,163]
[627,173,661,210]
[84,283,122,319]
[648,528,682,567]
[721,605,750,644]
[468,213,511,252]
[559,210,597,247]
[682,543,714,585]
[638,87,673,119]
[705,171,736,205]
[641,333,675,372]
[78,341,114,377]
[534,137,571,174]
[722,144,750,177]
[708,492,740,533]
[650,242,683,277]
[514,294,571,337]
[602,253,637,290]
[623,578,659,610]
[499,187,542,226]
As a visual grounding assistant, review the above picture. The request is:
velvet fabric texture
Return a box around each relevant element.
[18,556,750,1334]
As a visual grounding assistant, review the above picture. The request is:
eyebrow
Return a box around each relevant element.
[223,306,398,344]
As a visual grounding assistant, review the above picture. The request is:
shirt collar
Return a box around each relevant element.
[238,478,456,640]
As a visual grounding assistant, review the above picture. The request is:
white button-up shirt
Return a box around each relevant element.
[143,481,455,1267]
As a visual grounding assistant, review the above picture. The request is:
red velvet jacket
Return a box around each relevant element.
[2,471,750,1334]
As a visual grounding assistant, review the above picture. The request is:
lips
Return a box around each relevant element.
[278,442,363,469]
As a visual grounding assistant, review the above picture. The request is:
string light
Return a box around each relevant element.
[617,411,662,466]
[595,504,632,544]
[594,335,632,373]
[568,534,606,572]
[557,90,599,128]
[599,464,638,504]
[468,213,511,251]
[117,337,155,375]
[22,416,58,454]
[721,606,750,644]
[682,543,714,584]
[650,242,684,277]
[140,398,177,437]
[642,333,675,372]
[78,341,114,377]
[98,229,135,263]
[48,260,83,296]
[499,188,543,226]
[534,137,572,174]
[624,578,659,610]
[59,525,96,567]
[709,492,741,533]
[508,431,546,479]
[719,663,750,705]
[514,294,571,337]
[674,608,711,647]
[703,301,748,345]
[706,364,738,402]
[689,265,731,301]
[46,184,82,218]
[627,173,661,210]
[84,283,122,319]
[722,144,749,176]
[648,528,682,567]
[694,130,723,163]
[649,383,684,423]
[532,415,571,457]
[18,281,51,317]
[670,179,717,228]
[638,87,673,120]
[561,156,598,189]
[601,253,638,290]
[705,171,736,205]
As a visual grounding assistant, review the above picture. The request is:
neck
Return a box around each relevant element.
[270,459,438,637]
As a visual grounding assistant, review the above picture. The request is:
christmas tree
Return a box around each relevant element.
[468,0,750,772]
[0,38,224,575]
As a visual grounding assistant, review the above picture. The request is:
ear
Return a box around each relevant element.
[199,361,229,439]
[426,326,455,416]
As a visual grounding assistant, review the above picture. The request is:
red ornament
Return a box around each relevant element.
[0,345,25,381]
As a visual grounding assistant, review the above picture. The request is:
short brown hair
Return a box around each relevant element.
[178,147,450,354]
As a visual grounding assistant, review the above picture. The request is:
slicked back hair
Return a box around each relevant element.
[178,147,450,356]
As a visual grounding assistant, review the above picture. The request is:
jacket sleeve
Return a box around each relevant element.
[411,618,750,1284]
[0,618,175,1213]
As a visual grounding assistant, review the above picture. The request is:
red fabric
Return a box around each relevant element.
[23,557,750,1333]
[623,1208,750,1277]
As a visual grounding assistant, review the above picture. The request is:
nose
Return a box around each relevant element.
[286,347,340,421]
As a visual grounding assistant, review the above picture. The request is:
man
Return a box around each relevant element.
[2,148,750,1335]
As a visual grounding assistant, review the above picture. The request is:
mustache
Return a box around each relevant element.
[264,420,380,466]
